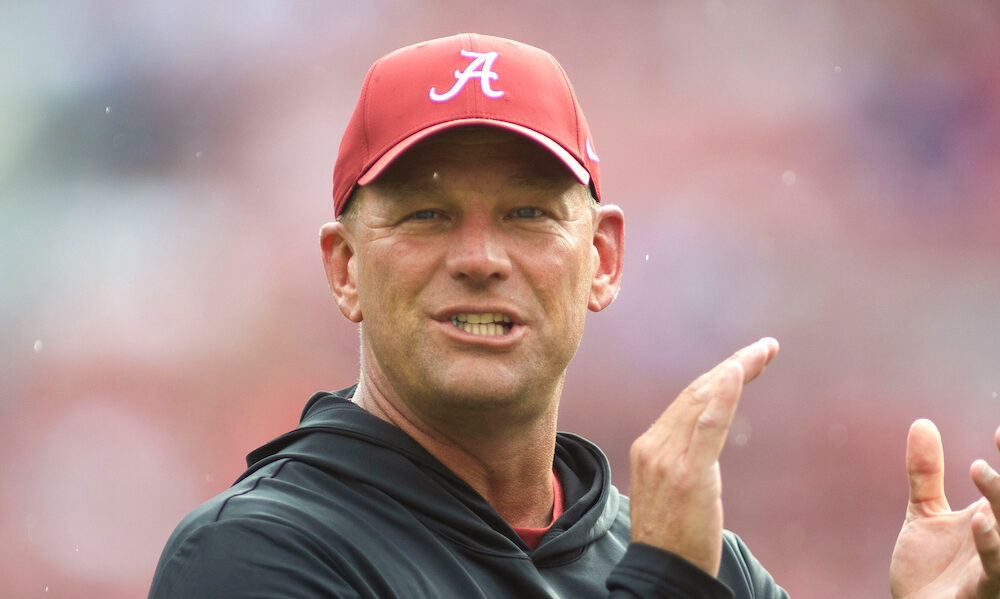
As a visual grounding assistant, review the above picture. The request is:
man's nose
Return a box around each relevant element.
[445,214,512,284]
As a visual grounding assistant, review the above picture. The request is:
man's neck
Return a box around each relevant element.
[352,376,559,529]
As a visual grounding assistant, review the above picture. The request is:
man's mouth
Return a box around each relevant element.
[450,313,513,336]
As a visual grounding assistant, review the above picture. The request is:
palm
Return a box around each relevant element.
[891,500,987,598]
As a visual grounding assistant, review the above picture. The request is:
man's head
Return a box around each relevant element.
[331,33,603,220]
[320,34,624,419]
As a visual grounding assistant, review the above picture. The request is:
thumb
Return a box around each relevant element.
[906,418,950,513]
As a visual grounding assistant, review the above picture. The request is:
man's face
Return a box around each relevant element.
[332,127,615,421]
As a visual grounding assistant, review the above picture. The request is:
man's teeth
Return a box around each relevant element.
[451,313,513,336]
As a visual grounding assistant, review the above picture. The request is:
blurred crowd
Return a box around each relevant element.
[2,1,998,597]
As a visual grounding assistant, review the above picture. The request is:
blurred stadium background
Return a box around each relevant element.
[2,1,998,597]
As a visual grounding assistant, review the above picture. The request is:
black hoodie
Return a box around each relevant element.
[149,387,787,598]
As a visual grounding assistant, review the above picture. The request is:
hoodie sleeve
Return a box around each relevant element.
[606,542,734,599]
[606,532,788,599]
[718,531,790,599]
[148,518,362,599]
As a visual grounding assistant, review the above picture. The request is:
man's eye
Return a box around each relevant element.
[514,207,543,219]
[410,209,438,220]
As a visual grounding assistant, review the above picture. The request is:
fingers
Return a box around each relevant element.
[971,446,1000,596]
[684,337,777,461]
[971,512,1000,597]
[973,459,1000,521]
[686,360,745,464]
[646,337,779,465]
[738,336,779,385]
[694,337,778,389]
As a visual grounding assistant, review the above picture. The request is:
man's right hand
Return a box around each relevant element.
[628,337,779,576]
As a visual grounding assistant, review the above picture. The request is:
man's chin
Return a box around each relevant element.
[420,372,544,413]
[434,379,524,407]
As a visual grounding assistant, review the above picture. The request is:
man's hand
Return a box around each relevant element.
[890,419,1000,598]
[628,337,779,576]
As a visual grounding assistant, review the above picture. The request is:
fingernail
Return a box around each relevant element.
[980,516,995,534]
[976,460,997,482]
[755,337,778,356]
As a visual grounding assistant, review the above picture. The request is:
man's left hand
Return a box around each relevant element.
[890,419,1000,598]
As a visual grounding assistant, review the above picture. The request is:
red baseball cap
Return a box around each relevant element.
[331,33,601,216]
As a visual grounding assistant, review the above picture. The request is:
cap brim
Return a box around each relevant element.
[357,118,591,187]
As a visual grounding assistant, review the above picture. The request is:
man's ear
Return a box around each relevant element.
[320,222,363,322]
[588,204,625,312]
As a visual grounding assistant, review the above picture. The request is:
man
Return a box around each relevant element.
[149,33,1000,598]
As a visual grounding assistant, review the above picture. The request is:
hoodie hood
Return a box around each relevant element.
[240,387,622,564]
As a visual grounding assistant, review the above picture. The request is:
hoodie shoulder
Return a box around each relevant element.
[149,509,362,598]
[243,387,434,473]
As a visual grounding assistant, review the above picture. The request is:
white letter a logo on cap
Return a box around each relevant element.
[429,50,504,102]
